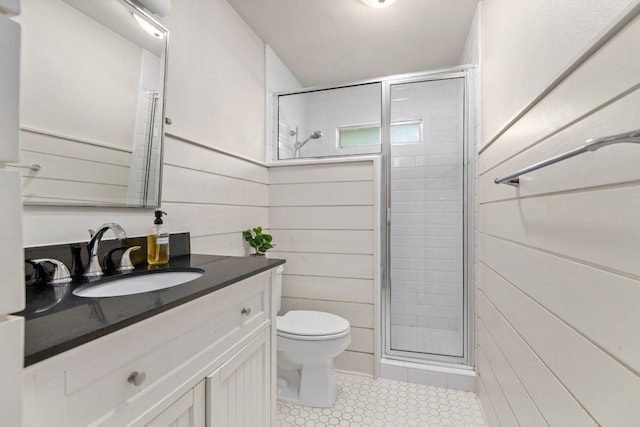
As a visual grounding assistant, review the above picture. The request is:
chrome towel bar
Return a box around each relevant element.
[6,163,42,172]
[494,128,640,186]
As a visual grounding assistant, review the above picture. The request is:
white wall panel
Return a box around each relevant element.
[159,0,265,162]
[270,159,377,375]
[479,6,640,422]
[0,14,19,162]
[477,321,548,426]
[480,10,640,171]
[163,136,268,184]
[265,46,303,163]
[269,206,373,230]
[334,350,375,375]
[269,181,373,207]
[280,298,374,329]
[481,234,640,373]
[282,275,373,304]
[481,0,635,145]
[347,327,374,354]
[480,86,640,203]
[480,264,640,426]
[0,171,24,313]
[270,252,372,280]
[162,165,268,207]
[23,180,127,206]
[21,151,129,185]
[334,351,374,376]
[480,186,640,278]
[272,230,373,255]
[477,292,597,426]
[476,349,518,426]
[269,161,373,184]
[164,203,268,238]
[21,129,131,166]
[191,233,249,257]
[476,377,499,427]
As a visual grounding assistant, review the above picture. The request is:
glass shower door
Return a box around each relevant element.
[387,76,466,360]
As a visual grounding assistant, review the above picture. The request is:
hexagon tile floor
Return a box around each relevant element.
[276,372,486,427]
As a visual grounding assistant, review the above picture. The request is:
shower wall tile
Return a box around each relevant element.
[297,84,382,158]
[389,78,465,339]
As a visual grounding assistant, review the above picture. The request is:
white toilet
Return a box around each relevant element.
[274,268,351,407]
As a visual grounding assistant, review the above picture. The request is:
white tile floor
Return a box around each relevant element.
[277,372,485,427]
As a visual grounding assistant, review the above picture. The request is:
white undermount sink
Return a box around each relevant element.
[72,269,204,298]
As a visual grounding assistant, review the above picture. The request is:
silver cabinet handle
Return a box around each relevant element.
[127,371,146,386]
[241,307,251,316]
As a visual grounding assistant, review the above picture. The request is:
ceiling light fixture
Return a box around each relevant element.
[361,0,397,8]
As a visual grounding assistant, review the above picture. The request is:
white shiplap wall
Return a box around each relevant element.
[477,8,640,427]
[161,135,268,256]
[269,159,379,375]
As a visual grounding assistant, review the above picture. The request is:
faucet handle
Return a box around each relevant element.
[118,246,141,272]
[30,258,72,285]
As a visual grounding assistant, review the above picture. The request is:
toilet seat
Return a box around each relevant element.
[277,310,350,341]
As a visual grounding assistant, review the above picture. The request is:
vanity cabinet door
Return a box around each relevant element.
[145,380,205,427]
[206,328,271,427]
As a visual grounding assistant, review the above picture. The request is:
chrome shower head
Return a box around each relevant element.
[293,130,324,158]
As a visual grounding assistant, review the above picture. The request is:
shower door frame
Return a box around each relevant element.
[381,69,476,368]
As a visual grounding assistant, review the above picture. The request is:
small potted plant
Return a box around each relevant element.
[242,226,275,256]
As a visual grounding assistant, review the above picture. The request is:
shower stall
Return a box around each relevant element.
[383,72,473,369]
[275,67,475,374]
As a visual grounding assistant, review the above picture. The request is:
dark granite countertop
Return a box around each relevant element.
[17,252,284,367]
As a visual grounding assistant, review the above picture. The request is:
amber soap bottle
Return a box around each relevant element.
[147,210,169,265]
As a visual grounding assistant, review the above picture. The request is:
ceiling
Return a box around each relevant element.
[226,0,479,87]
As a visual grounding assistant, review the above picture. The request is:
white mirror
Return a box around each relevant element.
[13,0,168,207]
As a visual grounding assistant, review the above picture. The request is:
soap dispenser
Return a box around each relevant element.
[147,210,169,265]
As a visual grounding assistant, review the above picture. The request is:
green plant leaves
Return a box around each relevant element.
[242,226,275,255]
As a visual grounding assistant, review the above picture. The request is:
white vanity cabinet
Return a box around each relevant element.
[22,268,279,427]
[206,329,270,426]
[145,381,205,427]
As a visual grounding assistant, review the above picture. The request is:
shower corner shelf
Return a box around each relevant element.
[494,128,640,187]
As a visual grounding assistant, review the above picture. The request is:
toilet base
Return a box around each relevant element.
[277,355,338,407]
[276,369,300,403]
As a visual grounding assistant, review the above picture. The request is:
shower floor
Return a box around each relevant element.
[391,325,463,357]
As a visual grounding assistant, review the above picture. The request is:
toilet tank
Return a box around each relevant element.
[275,265,284,313]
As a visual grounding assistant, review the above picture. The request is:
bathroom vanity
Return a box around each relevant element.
[20,250,284,427]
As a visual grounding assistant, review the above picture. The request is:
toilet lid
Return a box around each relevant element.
[277,310,350,338]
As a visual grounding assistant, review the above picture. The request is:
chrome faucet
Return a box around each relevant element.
[84,223,127,277]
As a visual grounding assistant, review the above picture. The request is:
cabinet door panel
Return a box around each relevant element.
[206,329,270,427]
[145,381,205,427]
